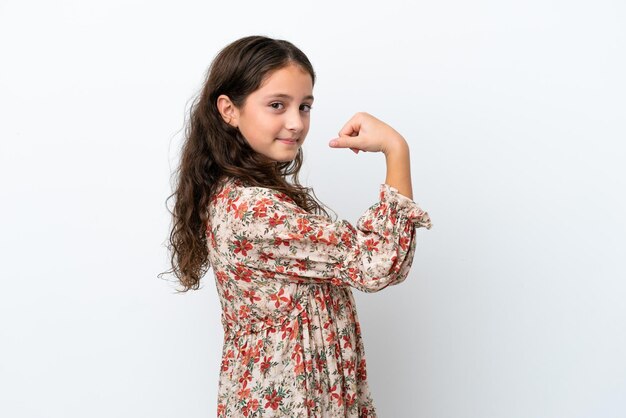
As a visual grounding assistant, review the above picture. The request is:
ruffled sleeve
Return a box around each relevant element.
[348,183,432,291]
[220,183,432,293]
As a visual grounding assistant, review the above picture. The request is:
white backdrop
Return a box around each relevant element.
[1,0,625,417]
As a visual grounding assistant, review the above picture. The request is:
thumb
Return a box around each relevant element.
[329,134,358,149]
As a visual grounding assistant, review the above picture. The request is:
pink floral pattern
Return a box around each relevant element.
[206,177,432,417]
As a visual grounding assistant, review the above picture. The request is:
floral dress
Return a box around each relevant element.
[206,176,432,417]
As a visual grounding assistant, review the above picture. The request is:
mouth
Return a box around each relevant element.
[277,138,299,145]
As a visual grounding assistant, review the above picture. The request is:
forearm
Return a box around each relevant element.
[384,140,413,200]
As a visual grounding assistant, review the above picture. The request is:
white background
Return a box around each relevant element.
[1,0,625,417]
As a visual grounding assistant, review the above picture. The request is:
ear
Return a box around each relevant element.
[216,94,239,128]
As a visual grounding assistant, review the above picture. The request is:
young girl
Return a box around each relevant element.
[163,35,432,417]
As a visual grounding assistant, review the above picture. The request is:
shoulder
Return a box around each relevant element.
[210,177,306,215]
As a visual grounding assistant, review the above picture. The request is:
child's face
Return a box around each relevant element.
[234,63,314,162]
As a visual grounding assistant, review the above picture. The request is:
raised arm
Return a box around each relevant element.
[213,182,431,293]
[384,140,413,200]
[329,111,415,200]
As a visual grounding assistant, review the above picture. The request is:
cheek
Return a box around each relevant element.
[303,117,311,132]
[254,113,277,130]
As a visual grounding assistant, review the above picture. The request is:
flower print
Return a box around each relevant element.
[241,345,261,370]
[294,361,305,376]
[210,179,432,417]
[206,227,218,249]
[296,217,313,234]
[390,254,399,273]
[215,271,229,284]
[291,343,304,364]
[272,236,290,247]
[299,309,309,325]
[250,341,262,360]
[270,288,291,308]
[363,238,380,253]
[234,201,248,220]
[237,386,251,400]
[329,384,343,407]
[242,289,261,304]
[332,344,342,361]
[356,359,367,381]
[264,390,283,410]
[311,228,338,246]
[233,263,253,282]
[221,349,234,372]
[238,304,250,319]
[242,398,259,416]
[305,399,315,411]
[233,238,253,257]
[342,335,353,350]
[341,230,354,248]
[223,289,234,302]
[252,198,272,218]
[259,251,275,263]
[294,259,308,271]
[253,205,268,219]
[273,191,295,204]
[307,228,323,244]
[312,380,323,394]
[346,392,357,407]
[344,359,355,374]
[261,270,276,279]
[225,198,237,213]
[280,318,298,341]
[268,212,286,227]
[314,358,324,374]
[314,290,326,310]
[345,267,359,282]
[239,369,253,389]
[288,232,304,241]
[215,186,229,201]
[374,201,387,217]
[223,308,236,324]
[260,356,273,374]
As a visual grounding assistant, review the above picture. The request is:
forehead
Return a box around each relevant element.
[254,64,313,97]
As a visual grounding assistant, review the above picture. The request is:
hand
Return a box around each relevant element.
[328,112,407,155]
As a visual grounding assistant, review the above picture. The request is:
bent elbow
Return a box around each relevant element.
[354,260,409,293]
[338,243,415,292]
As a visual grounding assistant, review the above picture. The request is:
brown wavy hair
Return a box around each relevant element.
[159,35,337,292]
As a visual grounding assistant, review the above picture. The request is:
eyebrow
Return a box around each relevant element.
[264,93,314,101]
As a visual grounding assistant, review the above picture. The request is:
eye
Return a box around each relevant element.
[270,102,284,110]
[300,104,313,113]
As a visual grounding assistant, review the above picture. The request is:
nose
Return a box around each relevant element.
[285,107,305,134]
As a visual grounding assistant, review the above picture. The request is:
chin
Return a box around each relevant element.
[273,156,297,163]
[270,150,300,163]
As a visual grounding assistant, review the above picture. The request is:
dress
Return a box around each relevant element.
[206,176,432,417]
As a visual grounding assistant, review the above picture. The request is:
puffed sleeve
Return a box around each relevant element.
[223,184,432,293]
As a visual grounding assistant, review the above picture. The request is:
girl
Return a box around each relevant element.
[162,35,432,417]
